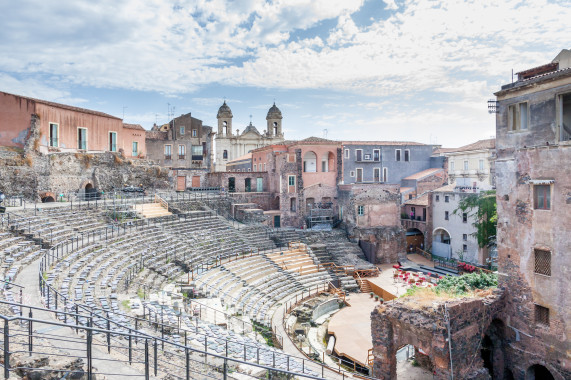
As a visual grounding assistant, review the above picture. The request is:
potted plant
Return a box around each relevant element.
[374,295,379,301]
[370,292,374,298]
[380,298,384,304]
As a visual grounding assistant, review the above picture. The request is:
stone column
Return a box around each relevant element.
[371,307,397,379]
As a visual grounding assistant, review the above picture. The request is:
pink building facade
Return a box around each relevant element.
[0,91,144,158]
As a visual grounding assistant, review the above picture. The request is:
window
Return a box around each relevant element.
[164,144,172,159]
[395,149,401,161]
[464,160,469,170]
[445,211,449,220]
[450,161,455,171]
[463,244,467,252]
[350,171,355,177]
[132,141,138,157]
[263,163,266,171]
[463,234,467,241]
[462,212,468,223]
[534,305,549,326]
[109,132,117,152]
[248,168,251,172]
[77,128,87,150]
[192,129,197,137]
[534,185,551,210]
[534,249,551,276]
[223,150,228,159]
[288,175,295,186]
[383,167,388,182]
[436,195,440,202]
[191,145,203,159]
[445,195,449,203]
[404,150,410,162]
[479,159,484,171]
[373,149,380,162]
[180,126,185,135]
[508,102,529,131]
[344,149,350,159]
[408,194,413,199]
[356,168,363,182]
[373,168,380,182]
[357,205,364,216]
[356,149,363,161]
[178,144,186,159]
[253,164,257,171]
[290,198,296,212]
[49,123,58,147]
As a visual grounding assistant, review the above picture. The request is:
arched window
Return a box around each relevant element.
[223,121,228,135]
[273,121,278,134]
[303,151,317,172]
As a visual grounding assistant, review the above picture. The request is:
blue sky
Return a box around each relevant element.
[1,0,569,147]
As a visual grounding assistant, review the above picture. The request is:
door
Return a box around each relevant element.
[228,177,235,192]
[245,178,251,192]
[256,177,263,192]
[356,168,363,182]
[109,132,117,152]
[191,176,200,188]
[274,215,281,228]
[177,176,186,191]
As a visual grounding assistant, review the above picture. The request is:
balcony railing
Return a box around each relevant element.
[178,154,186,160]
[164,155,172,160]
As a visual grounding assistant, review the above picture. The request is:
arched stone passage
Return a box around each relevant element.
[526,364,554,380]
[40,191,56,203]
[406,228,424,253]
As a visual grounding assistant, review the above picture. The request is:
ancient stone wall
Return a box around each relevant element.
[0,150,172,200]
[371,290,505,380]
[338,183,405,263]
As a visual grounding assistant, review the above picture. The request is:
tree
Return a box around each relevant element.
[454,190,497,249]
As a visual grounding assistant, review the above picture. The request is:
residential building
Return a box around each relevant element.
[491,49,571,379]
[226,153,252,172]
[0,91,144,157]
[214,102,285,172]
[429,184,484,264]
[435,138,496,190]
[145,113,213,189]
[341,142,443,184]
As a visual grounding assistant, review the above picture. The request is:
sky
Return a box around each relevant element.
[0,0,569,148]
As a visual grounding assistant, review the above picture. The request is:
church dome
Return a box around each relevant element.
[217,101,233,118]
[266,102,282,119]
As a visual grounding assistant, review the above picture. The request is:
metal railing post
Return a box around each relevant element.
[28,309,33,356]
[144,339,150,380]
[87,318,93,380]
[4,319,9,379]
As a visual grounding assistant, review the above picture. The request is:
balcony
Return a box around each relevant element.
[401,216,426,232]
[164,155,172,160]
[178,155,186,160]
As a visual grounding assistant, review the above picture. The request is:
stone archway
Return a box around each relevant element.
[40,191,56,203]
[526,364,555,380]
[481,319,508,379]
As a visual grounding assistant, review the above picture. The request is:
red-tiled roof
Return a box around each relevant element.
[228,153,252,163]
[404,193,429,206]
[342,141,428,146]
[1,91,121,120]
[123,123,145,131]
[434,138,495,155]
[403,167,444,180]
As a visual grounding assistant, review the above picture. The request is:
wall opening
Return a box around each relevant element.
[303,151,317,172]
[526,364,554,380]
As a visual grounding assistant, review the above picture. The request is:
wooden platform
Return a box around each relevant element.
[133,203,172,218]
[266,247,319,275]
[328,293,378,367]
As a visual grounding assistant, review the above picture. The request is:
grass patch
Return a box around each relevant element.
[121,300,131,310]
[399,272,498,309]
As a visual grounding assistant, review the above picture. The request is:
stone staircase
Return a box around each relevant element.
[133,203,172,218]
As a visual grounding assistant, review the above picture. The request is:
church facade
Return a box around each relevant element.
[214,102,285,172]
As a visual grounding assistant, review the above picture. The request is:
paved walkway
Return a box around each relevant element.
[14,257,149,378]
